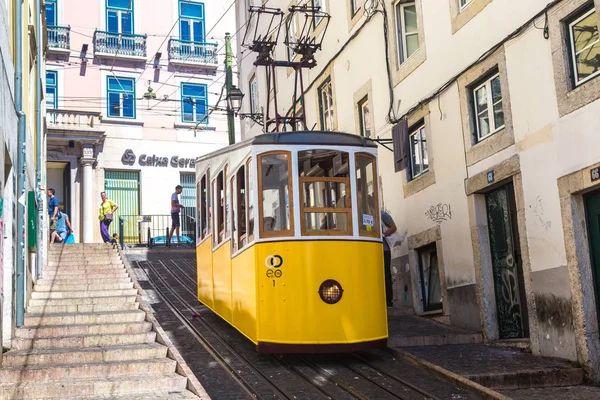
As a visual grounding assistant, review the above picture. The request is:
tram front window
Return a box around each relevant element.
[259,152,293,237]
[298,150,352,235]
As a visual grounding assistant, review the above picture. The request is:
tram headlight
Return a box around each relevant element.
[318,280,343,304]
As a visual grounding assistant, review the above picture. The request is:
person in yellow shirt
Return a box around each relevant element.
[98,192,118,243]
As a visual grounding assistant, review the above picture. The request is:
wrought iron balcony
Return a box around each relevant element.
[47,25,70,51]
[168,39,218,65]
[94,30,147,59]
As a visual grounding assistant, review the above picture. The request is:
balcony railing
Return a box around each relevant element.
[47,109,102,130]
[94,30,147,58]
[168,39,218,65]
[47,25,70,50]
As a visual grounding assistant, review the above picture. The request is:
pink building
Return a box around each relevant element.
[45,0,236,244]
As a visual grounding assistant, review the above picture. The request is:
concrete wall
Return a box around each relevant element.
[234,0,600,377]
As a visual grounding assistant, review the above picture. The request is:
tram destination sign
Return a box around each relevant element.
[121,149,195,169]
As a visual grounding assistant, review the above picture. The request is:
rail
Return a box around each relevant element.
[94,30,147,58]
[118,214,196,249]
[47,25,70,50]
[168,39,218,64]
[46,109,102,129]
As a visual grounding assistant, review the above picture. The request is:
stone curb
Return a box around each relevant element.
[118,245,211,400]
[388,347,512,400]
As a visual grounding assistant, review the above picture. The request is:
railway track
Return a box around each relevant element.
[135,256,483,400]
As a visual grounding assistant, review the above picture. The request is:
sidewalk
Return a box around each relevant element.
[387,314,600,399]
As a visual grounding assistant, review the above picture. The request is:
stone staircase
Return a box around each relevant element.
[0,243,200,399]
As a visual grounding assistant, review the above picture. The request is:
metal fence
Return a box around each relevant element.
[118,214,196,249]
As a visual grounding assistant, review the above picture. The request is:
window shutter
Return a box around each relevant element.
[392,117,409,172]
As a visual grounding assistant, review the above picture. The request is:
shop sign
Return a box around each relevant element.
[121,149,196,168]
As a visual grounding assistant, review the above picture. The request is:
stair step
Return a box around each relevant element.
[0,373,187,399]
[34,282,134,292]
[2,343,168,367]
[28,295,137,307]
[45,264,124,270]
[36,277,131,284]
[32,289,138,299]
[13,331,157,350]
[24,310,146,326]
[79,392,199,399]
[15,321,152,339]
[27,301,139,314]
[42,270,128,277]
[47,259,122,265]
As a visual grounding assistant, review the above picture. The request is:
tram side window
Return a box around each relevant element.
[247,158,255,243]
[298,149,352,235]
[236,165,247,247]
[355,153,380,238]
[216,170,225,243]
[259,152,293,237]
[200,174,208,240]
[230,175,237,252]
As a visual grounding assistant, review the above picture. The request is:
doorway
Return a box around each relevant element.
[584,190,600,328]
[47,162,71,216]
[104,171,139,243]
[180,172,196,241]
[485,182,529,339]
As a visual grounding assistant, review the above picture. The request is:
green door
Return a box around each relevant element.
[104,171,140,243]
[486,183,529,339]
[584,190,600,328]
[180,172,196,241]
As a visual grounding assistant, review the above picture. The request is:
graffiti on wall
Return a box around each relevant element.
[425,203,452,225]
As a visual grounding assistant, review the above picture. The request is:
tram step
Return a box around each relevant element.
[31,288,138,299]
[42,269,128,277]
[28,295,137,307]
[36,277,132,285]
[0,373,188,399]
[0,358,177,383]
[27,301,140,314]
[15,321,152,339]
[2,342,168,367]
[34,282,134,292]
[24,309,146,326]
[13,331,157,350]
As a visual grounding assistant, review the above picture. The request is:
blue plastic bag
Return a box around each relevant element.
[64,233,75,244]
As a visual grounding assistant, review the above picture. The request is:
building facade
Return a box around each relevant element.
[1,0,46,351]
[235,0,600,380]
[45,0,235,245]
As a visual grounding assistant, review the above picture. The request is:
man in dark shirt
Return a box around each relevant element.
[47,189,59,231]
[382,210,397,308]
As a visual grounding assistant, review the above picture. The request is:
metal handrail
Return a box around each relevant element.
[47,25,70,50]
[168,38,218,64]
[94,30,147,58]
[118,214,196,249]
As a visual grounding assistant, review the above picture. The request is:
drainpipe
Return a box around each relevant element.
[36,0,44,279]
[15,0,27,327]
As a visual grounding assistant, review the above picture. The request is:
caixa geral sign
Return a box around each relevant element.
[121,149,196,168]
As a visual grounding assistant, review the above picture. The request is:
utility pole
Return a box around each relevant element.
[225,32,235,145]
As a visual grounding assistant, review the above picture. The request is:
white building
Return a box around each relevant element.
[234,0,600,380]
[45,0,236,244]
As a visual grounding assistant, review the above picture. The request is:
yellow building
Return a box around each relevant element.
[0,0,46,352]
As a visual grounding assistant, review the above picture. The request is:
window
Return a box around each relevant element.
[247,158,255,243]
[351,0,361,16]
[396,2,419,65]
[409,124,429,178]
[472,73,504,141]
[298,150,352,236]
[287,15,297,62]
[418,244,442,311]
[258,152,293,237]
[459,0,472,10]
[358,96,371,137]
[235,166,247,248]
[318,78,334,131]
[181,83,208,123]
[106,0,133,34]
[569,7,600,87]
[356,153,379,238]
[249,74,259,115]
[313,0,327,26]
[46,71,58,109]
[46,0,57,26]
[199,172,209,240]
[214,169,226,244]
[179,0,205,43]
[107,76,135,118]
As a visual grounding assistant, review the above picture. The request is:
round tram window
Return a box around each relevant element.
[318,280,343,304]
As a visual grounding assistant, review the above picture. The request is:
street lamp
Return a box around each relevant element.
[226,85,264,126]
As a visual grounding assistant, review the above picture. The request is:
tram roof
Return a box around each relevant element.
[196,131,377,163]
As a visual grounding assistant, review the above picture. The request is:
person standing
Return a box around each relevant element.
[382,210,397,308]
[98,192,118,243]
[50,211,73,244]
[168,185,184,245]
[47,189,59,231]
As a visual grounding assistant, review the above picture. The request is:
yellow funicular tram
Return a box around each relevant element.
[195,131,388,352]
